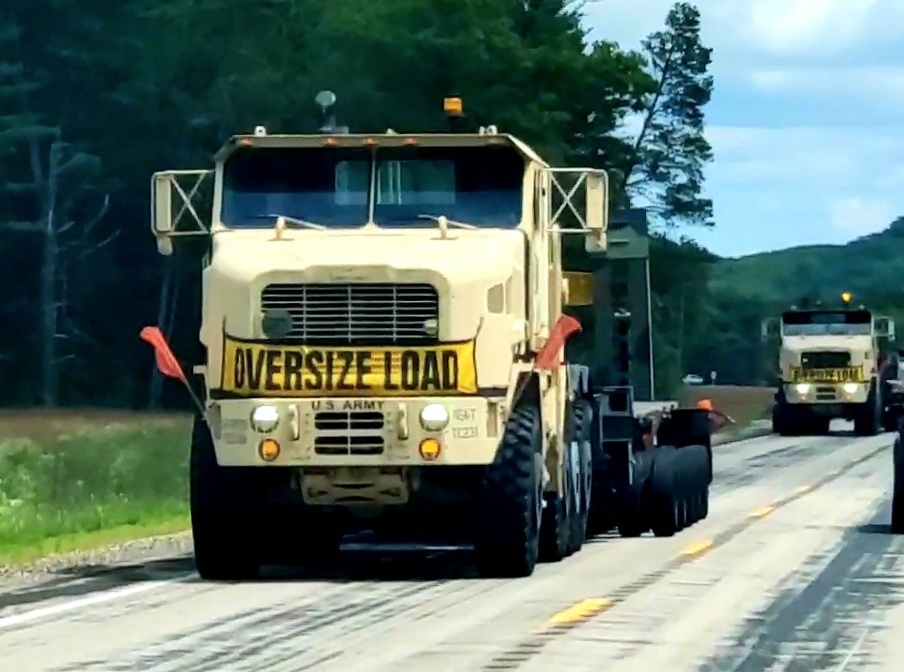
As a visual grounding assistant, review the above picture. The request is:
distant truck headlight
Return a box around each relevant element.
[795,383,810,394]
[419,403,450,431]
[250,405,280,433]
[843,382,859,394]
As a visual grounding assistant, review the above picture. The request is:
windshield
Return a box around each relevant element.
[781,310,873,336]
[220,144,525,229]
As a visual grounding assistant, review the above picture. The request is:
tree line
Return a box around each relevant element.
[0,0,719,407]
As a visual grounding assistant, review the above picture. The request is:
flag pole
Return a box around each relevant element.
[180,377,208,419]
[140,326,208,419]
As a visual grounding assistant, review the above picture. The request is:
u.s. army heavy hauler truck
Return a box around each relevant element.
[149,92,714,580]
[771,294,900,436]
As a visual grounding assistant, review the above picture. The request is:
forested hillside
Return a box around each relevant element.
[0,0,719,407]
[711,216,904,306]
[696,216,904,387]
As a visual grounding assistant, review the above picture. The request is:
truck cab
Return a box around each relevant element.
[772,297,898,436]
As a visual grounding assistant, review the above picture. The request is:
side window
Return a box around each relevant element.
[334,161,369,205]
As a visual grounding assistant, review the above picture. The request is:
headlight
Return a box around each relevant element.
[843,382,859,394]
[419,403,449,431]
[795,383,810,394]
[250,405,279,433]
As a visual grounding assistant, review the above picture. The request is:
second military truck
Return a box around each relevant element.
[771,295,902,436]
[148,92,715,580]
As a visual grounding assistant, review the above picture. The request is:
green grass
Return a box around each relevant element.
[0,411,192,566]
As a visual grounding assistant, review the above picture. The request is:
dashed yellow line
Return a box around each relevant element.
[528,443,887,648]
[679,539,714,557]
[547,597,612,626]
[749,505,775,519]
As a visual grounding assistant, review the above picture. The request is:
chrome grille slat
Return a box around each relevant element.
[261,282,438,346]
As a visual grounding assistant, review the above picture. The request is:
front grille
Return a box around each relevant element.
[801,351,850,369]
[314,411,384,431]
[261,283,439,346]
[815,386,837,400]
[313,411,385,455]
[314,435,384,456]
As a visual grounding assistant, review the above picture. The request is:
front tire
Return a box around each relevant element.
[473,403,543,578]
[190,416,261,581]
[892,488,904,534]
[893,436,904,534]
[854,381,881,436]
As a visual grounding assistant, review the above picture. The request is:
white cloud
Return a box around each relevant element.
[582,1,904,255]
[704,125,904,187]
[745,0,881,56]
[746,66,904,100]
[828,197,892,235]
[583,0,904,63]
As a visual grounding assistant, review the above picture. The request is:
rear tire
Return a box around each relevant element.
[570,401,593,551]
[617,485,646,538]
[650,449,679,538]
[190,416,261,581]
[473,403,543,578]
[698,487,709,520]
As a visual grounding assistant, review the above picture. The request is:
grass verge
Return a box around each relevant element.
[0,410,191,567]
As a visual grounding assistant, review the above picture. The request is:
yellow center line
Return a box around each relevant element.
[679,539,714,557]
[545,597,613,627]
[531,456,880,640]
[749,505,774,518]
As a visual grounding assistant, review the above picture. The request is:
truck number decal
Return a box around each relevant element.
[789,366,864,383]
[219,334,478,397]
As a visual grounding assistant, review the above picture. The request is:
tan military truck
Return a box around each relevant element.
[771,294,898,436]
[149,92,713,580]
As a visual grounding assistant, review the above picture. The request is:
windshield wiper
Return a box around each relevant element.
[417,213,478,233]
[252,213,327,231]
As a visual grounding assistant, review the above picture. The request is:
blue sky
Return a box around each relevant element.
[582,0,904,259]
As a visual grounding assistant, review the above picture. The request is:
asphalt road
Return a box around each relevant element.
[1,423,903,671]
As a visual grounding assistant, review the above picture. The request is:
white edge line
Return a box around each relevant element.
[0,580,170,631]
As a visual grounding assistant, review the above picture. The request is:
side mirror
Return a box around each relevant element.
[149,169,214,256]
[761,317,779,341]
[150,174,174,255]
[584,170,608,253]
[876,316,896,339]
[151,173,174,235]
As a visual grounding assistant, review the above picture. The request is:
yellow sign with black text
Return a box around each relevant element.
[220,335,478,397]
[789,366,864,383]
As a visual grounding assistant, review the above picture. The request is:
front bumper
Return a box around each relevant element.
[782,381,869,405]
[208,396,505,467]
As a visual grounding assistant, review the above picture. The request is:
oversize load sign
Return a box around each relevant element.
[221,336,478,397]
[789,366,864,383]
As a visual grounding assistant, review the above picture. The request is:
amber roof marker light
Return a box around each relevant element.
[444,95,464,132]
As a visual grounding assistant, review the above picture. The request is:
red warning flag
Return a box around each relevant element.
[534,315,582,371]
[139,326,187,383]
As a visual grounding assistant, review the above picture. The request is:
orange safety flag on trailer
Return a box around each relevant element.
[697,398,734,432]
[535,315,583,371]
[139,326,187,383]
